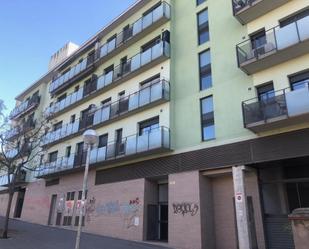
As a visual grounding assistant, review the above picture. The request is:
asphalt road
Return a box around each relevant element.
[0,217,171,249]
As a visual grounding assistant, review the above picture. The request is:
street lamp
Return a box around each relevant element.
[75,129,97,249]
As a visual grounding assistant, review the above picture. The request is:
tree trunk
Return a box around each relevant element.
[2,187,14,239]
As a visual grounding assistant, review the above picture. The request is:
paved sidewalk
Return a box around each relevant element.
[0,217,171,249]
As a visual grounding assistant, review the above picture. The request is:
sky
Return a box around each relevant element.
[0,0,136,116]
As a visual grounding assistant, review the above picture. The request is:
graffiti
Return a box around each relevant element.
[85,197,96,223]
[94,197,141,229]
[172,202,199,216]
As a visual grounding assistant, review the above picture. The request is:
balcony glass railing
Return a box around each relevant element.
[10,95,40,119]
[236,15,309,66]
[44,41,170,118]
[48,2,170,95]
[49,58,88,94]
[5,119,36,140]
[242,83,309,127]
[42,80,170,146]
[37,126,170,177]
[99,1,170,58]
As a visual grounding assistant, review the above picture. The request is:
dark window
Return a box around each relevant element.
[197,9,209,45]
[87,50,96,65]
[199,50,212,90]
[98,134,108,148]
[197,0,206,5]
[65,146,71,157]
[104,65,114,74]
[140,74,160,88]
[290,71,309,90]
[74,216,85,227]
[139,117,159,135]
[101,98,111,106]
[49,151,58,163]
[78,190,88,200]
[250,30,266,49]
[45,178,59,187]
[57,94,67,102]
[123,25,132,42]
[256,83,275,101]
[66,191,75,201]
[70,115,76,123]
[74,85,80,92]
[76,142,84,155]
[53,121,62,131]
[280,8,309,27]
[201,96,215,141]
[141,36,161,52]
[63,216,72,226]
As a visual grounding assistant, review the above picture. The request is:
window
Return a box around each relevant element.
[66,191,75,201]
[48,151,58,163]
[65,146,71,158]
[74,85,80,92]
[53,121,62,131]
[250,30,266,49]
[201,96,215,140]
[139,117,159,135]
[256,83,275,101]
[199,50,212,90]
[70,115,76,123]
[289,71,309,90]
[140,74,160,89]
[141,36,161,52]
[280,8,309,27]
[197,9,209,45]
[57,93,67,102]
[78,190,88,200]
[98,134,108,148]
[101,97,111,106]
[197,0,206,5]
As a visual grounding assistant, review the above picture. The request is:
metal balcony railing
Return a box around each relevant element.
[232,0,259,15]
[9,95,40,119]
[99,1,170,58]
[45,40,170,118]
[236,15,309,72]
[42,80,170,146]
[48,1,170,95]
[37,126,171,177]
[5,119,36,140]
[0,171,27,186]
[242,83,309,129]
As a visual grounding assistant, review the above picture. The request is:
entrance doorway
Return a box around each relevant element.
[259,160,309,249]
[146,181,168,242]
[48,194,57,225]
[14,188,26,218]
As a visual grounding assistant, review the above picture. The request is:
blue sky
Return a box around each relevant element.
[0,0,136,115]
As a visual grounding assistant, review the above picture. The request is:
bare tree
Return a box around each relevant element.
[0,108,49,238]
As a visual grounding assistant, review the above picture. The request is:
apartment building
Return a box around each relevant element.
[1,0,309,248]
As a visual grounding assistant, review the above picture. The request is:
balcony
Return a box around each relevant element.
[242,85,309,133]
[42,80,170,147]
[48,1,170,96]
[6,143,31,159]
[49,54,95,95]
[5,119,36,140]
[0,171,27,187]
[232,0,291,24]
[45,40,170,118]
[9,95,40,120]
[236,15,309,74]
[36,127,171,178]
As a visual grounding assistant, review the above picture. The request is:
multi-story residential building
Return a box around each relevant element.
[1,0,309,248]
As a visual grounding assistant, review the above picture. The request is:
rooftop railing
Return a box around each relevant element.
[37,126,170,177]
[242,83,309,129]
[42,80,170,146]
[45,40,170,118]
[236,15,309,72]
[9,95,40,119]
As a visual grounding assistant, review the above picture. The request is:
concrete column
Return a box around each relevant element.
[232,166,252,249]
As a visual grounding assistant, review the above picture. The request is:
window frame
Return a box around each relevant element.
[200,96,215,141]
[197,8,209,45]
[199,49,212,91]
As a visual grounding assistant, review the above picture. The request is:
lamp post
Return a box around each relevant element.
[75,129,97,249]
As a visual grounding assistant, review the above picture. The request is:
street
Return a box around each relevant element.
[0,217,171,249]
